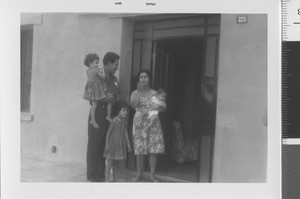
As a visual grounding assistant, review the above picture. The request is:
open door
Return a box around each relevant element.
[151,38,204,182]
[152,40,174,154]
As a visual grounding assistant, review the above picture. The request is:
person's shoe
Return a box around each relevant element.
[132,175,143,182]
[96,178,105,182]
[87,178,96,183]
[150,176,160,183]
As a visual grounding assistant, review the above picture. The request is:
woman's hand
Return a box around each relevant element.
[137,81,142,92]
[140,107,148,115]
[130,90,141,109]
[104,145,109,152]
[149,101,166,111]
[149,103,160,110]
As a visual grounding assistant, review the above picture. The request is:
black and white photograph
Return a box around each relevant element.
[20,13,268,183]
[1,0,281,198]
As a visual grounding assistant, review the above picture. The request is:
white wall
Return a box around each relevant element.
[213,14,267,182]
[119,19,134,103]
[21,13,123,163]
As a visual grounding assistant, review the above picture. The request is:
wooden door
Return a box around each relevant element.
[151,40,174,154]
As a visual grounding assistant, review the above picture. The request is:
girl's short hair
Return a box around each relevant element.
[113,101,129,117]
[84,53,100,67]
[102,52,120,65]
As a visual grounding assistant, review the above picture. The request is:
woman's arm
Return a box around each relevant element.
[130,90,140,109]
[150,101,167,112]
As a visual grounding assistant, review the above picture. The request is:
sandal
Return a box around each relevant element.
[150,176,160,183]
[132,175,143,182]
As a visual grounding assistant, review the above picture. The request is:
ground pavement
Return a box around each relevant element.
[21,153,186,183]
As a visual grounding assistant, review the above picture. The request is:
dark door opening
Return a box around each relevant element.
[153,38,204,182]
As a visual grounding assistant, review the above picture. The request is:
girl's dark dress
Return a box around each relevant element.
[103,117,128,160]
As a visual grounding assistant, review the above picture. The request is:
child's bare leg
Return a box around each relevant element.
[112,164,116,182]
[105,103,113,122]
[105,158,113,182]
[90,101,99,128]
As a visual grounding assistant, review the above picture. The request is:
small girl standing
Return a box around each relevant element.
[83,53,113,128]
[103,101,131,182]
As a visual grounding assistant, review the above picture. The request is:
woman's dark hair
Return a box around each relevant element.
[84,53,100,67]
[103,52,120,66]
[113,101,129,117]
[138,69,152,81]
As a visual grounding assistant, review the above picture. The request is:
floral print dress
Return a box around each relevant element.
[132,89,165,155]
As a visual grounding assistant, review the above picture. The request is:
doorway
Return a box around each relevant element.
[127,15,220,182]
[153,38,204,182]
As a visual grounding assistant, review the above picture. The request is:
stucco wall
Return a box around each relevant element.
[119,19,134,103]
[213,14,267,182]
[21,13,123,163]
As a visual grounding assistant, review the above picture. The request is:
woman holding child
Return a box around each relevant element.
[130,70,166,182]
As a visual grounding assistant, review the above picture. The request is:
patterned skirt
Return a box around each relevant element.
[83,80,105,101]
[132,111,165,155]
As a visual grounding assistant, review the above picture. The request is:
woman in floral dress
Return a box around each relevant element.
[130,70,166,182]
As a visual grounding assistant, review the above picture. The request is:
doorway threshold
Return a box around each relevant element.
[125,170,191,182]
[155,172,191,183]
